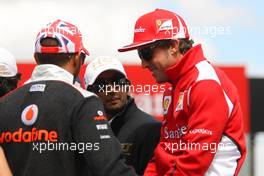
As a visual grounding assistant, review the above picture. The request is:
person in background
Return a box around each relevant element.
[0,48,17,176]
[84,57,161,175]
[0,147,12,176]
[0,48,21,97]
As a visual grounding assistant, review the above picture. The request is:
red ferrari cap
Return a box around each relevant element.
[118,9,189,52]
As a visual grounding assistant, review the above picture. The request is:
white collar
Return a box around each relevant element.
[28,64,74,85]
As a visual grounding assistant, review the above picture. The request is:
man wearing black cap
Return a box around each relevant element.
[0,20,136,176]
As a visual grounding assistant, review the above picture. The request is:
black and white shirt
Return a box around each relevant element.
[0,64,136,176]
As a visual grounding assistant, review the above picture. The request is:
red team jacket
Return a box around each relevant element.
[144,45,246,176]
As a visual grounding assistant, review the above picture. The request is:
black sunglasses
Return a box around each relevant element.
[137,39,177,61]
[137,44,157,61]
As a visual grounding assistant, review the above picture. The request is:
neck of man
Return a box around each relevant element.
[167,51,183,68]
[106,105,126,120]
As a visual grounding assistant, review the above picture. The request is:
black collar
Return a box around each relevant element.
[110,96,135,135]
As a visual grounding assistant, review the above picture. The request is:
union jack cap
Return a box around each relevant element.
[35,19,89,55]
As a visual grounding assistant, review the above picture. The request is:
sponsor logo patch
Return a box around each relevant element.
[134,27,146,33]
[164,125,188,139]
[100,135,111,139]
[94,116,107,121]
[163,96,172,115]
[175,92,184,112]
[29,84,46,92]
[156,19,173,32]
[121,143,133,155]
[97,110,103,116]
[0,127,58,143]
[21,104,39,126]
[96,124,108,130]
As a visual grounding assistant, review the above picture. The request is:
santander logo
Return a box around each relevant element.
[21,104,38,126]
[164,125,188,139]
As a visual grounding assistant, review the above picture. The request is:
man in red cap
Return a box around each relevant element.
[0,19,136,176]
[119,9,246,176]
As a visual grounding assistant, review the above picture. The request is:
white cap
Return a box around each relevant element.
[84,57,127,89]
[0,48,17,77]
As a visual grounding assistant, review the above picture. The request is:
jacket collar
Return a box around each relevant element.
[165,44,207,84]
[28,64,74,85]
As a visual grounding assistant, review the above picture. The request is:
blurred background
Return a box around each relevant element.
[0,0,263,175]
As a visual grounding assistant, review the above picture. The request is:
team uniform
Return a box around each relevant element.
[144,45,246,176]
[0,64,136,176]
[118,9,246,175]
[110,96,161,175]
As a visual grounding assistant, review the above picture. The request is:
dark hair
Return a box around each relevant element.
[178,38,194,55]
[153,38,194,55]
[0,73,21,97]
[35,38,77,66]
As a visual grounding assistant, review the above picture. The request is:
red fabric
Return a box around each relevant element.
[144,45,246,176]
[218,66,250,133]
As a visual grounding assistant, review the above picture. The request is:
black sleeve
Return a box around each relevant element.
[72,96,136,176]
[135,122,161,175]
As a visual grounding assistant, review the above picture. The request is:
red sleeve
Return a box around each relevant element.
[144,156,158,176]
[167,80,229,175]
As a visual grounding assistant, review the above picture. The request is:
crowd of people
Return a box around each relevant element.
[0,9,246,176]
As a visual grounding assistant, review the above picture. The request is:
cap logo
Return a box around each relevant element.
[92,58,118,70]
[156,19,173,32]
[0,65,13,76]
[21,104,39,126]
[134,27,146,33]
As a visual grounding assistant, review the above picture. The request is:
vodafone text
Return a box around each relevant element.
[0,128,57,143]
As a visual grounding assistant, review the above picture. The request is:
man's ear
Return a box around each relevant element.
[69,53,80,67]
[34,53,40,64]
[73,52,81,66]
[170,40,179,56]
